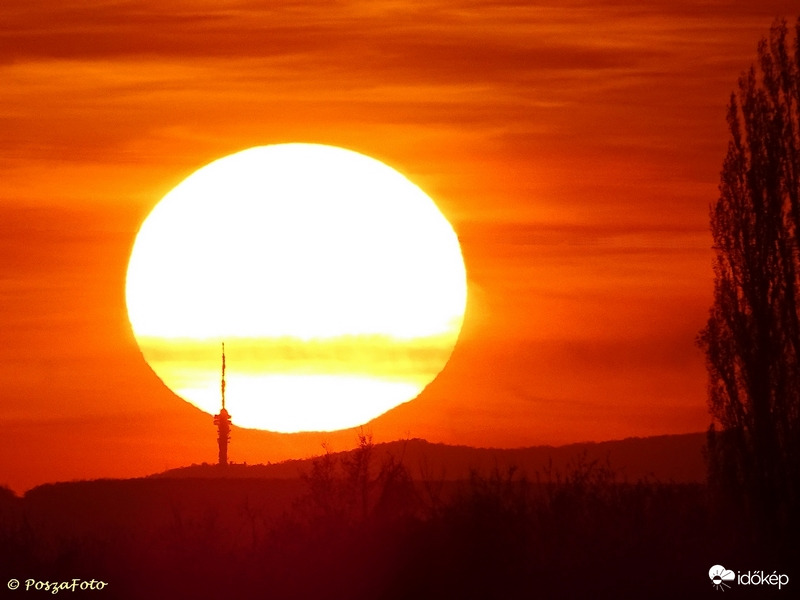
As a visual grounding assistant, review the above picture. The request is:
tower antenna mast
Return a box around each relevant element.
[221,342,226,410]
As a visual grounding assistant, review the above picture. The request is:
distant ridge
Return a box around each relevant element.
[151,432,707,484]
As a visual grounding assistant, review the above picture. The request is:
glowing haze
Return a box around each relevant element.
[4,0,796,493]
[126,144,467,432]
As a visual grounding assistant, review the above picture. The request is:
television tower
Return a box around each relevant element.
[213,343,231,467]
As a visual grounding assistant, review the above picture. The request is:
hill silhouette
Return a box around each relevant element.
[151,432,706,483]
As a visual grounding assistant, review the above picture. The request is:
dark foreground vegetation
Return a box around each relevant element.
[0,437,794,599]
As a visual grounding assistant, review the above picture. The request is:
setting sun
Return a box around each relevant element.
[125,144,467,432]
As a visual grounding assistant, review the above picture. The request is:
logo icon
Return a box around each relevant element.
[709,565,736,591]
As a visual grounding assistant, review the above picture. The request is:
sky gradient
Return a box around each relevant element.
[1,0,797,492]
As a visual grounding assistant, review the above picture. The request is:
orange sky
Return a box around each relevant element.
[1,1,797,493]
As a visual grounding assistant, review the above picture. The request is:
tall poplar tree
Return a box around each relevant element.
[698,19,800,538]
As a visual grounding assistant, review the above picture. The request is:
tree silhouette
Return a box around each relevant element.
[698,18,800,541]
